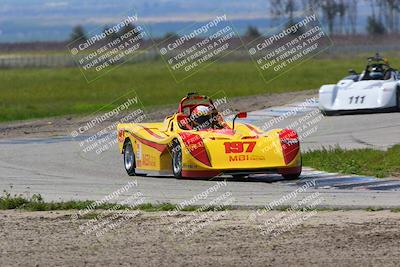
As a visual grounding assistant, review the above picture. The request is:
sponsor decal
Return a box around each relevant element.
[135,142,142,161]
[183,164,200,169]
[228,154,265,162]
[139,153,156,167]
[118,129,125,142]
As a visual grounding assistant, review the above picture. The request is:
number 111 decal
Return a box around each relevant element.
[349,96,366,104]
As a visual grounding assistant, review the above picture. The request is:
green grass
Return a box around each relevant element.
[303,145,400,178]
[0,191,116,211]
[2,57,396,122]
[0,191,232,212]
[365,207,384,212]
[1,192,399,212]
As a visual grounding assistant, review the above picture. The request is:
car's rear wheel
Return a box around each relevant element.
[322,110,336,116]
[123,139,136,176]
[172,139,182,178]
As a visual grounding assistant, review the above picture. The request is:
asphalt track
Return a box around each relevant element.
[1,101,400,209]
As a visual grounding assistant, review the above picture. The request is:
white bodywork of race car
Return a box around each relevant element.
[319,69,400,115]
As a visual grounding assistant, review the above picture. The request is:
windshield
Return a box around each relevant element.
[181,98,213,115]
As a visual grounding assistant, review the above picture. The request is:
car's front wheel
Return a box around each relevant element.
[123,139,136,176]
[171,139,182,178]
[281,159,302,180]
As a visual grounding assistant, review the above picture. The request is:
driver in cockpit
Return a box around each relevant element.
[190,105,227,130]
[368,66,384,80]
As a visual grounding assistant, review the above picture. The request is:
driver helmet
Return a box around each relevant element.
[370,66,384,80]
[191,105,213,129]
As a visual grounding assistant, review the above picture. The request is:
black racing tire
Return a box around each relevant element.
[322,110,336,116]
[123,139,136,176]
[171,139,182,178]
[232,174,247,179]
[282,159,302,180]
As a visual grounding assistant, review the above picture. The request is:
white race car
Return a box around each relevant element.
[319,53,400,115]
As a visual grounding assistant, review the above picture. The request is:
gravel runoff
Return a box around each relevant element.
[0,209,399,267]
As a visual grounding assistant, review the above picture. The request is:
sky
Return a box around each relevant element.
[0,0,371,43]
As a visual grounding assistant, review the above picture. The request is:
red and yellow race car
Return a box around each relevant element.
[117,93,302,179]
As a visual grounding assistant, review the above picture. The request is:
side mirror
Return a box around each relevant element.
[233,112,247,129]
[237,112,247,119]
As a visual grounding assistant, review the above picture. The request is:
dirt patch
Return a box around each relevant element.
[0,210,398,266]
[0,90,317,139]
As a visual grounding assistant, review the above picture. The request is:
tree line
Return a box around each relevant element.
[270,0,400,35]
[70,24,139,43]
